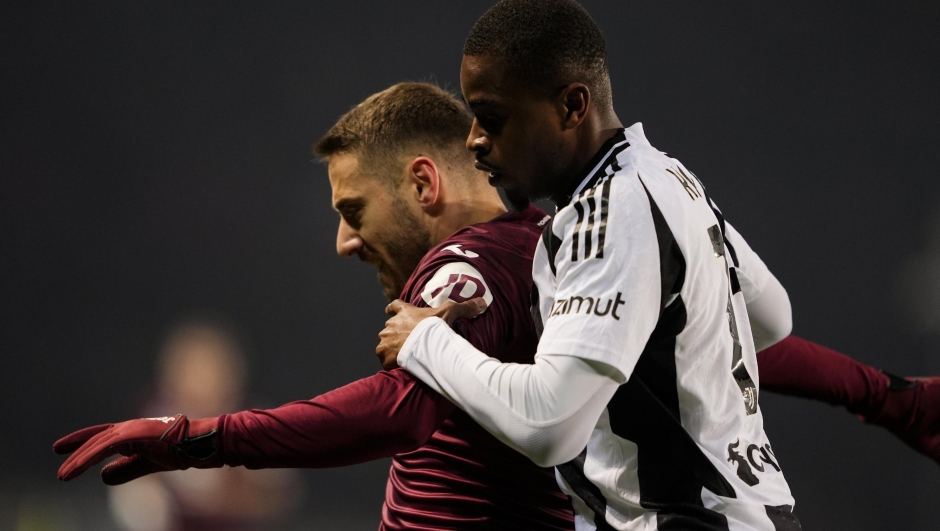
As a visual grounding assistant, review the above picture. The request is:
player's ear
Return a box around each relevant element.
[407,156,442,213]
[557,82,591,130]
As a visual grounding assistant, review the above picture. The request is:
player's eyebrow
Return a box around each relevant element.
[465,96,501,110]
[333,197,365,213]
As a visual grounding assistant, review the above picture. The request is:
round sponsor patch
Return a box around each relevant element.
[420,262,493,309]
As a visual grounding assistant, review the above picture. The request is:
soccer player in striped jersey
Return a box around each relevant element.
[374,1,931,530]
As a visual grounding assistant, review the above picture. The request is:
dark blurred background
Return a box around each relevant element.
[2,1,939,529]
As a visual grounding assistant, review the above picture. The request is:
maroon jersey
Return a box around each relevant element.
[218,205,573,530]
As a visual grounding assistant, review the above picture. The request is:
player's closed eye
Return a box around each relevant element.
[340,208,362,229]
[476,114,506,135]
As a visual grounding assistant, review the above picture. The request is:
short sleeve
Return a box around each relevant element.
[535,177,661,380]
[723,222,771,304]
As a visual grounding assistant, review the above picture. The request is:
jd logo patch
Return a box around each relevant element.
[421,262,493,309]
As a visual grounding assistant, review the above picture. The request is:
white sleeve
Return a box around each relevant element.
[722,222,793,350]
[746,273,793,351]
[398,317,621,467]
[535,175,663,378]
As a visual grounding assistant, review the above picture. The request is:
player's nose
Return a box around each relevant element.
[336,220,363,258]
[466,119,491,154]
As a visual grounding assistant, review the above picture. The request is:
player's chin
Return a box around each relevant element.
[378,272,402,302]
[505,170,543,196]
[486,170,505,188]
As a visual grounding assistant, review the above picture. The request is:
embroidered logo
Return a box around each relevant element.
[421,262,493,308]
[443,244,479,258]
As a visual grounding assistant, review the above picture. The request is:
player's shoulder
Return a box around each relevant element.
[553,123,673,218]
[620,124,705,199]
[573,123,706,226]
[455,204,549,251]
[427,204,548,266]
[542,124,694,270]
[401,205,548,307]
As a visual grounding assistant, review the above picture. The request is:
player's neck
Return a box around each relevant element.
[550,110,623,207]
[427,193,508,246]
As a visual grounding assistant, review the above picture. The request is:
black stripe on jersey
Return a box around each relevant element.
[693,175,740,268]
[693,177,756,413]
[579,140,630,194]
[560,177,734,529]
[572,200,585,262]
[728,294,758,415]
[593,156,622,260]
[606,379,734,530]
[610,158,623,173]
[602,181,734,528]
[595,177,612,259]
[729,267,741,295]
[765,505,802,531]
[556,449,616,531]
[642,181,686,303]
[567,143,627,263]
[541,218,563,276]
[726,238,740,268]
[656,508,731,530]
[572,178,610,263]
[583,186,597,259]
[709,199,740,268]
[530,284,544,339]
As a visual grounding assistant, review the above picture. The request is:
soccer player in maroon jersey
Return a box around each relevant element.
[57,83,576,530]
[55,82,938,529]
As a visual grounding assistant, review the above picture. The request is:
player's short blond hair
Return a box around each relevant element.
[314,82,474,188]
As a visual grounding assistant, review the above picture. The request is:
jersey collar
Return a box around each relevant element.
[556,128,629,208]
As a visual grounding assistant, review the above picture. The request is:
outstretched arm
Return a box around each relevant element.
[755,334,940,465]
[55,369,455,484]
[57,254,518,484]
[220,369,454,469]
[756,335,887,410]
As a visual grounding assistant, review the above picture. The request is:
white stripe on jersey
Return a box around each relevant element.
[532,123,797,531]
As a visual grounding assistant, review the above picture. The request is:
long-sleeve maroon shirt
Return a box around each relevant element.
[219,205,575,530]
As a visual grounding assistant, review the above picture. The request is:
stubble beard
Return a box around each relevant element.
[375,197,432,302]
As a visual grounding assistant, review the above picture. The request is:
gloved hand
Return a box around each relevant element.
[54,414,223,485]
[861,372,940,466]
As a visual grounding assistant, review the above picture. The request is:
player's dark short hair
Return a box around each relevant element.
[464,0,612,108]
[314,82,473,186]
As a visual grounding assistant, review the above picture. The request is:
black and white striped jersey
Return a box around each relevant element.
[531,124,798,531]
